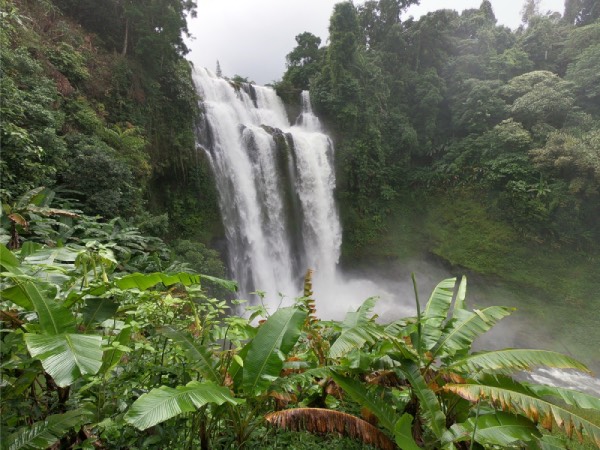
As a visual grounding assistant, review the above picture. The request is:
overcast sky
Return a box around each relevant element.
[186,0,565,85]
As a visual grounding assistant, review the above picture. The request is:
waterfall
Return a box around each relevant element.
[194,68,342,306]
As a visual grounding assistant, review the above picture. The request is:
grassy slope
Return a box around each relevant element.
[346,188,600,372]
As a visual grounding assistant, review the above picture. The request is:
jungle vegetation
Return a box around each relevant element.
[2,0,600,447]
[1,194,599,449]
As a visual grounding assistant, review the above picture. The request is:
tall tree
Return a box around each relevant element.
[283,32,322,90]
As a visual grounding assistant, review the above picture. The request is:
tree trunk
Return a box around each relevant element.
[122,17,128,56]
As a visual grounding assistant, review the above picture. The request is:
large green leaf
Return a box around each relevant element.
[2,273,75,335]
[1,245,76,314]
[444,381,600,447]
[199,274,238,292]
[535,435,572,449]
[114,272,237,292]
[447,349,590,375]
[0,276,43,313]
[21,246,79,285]
[7,408,93,450]
[160,325,221,383]
[403,360,447,440]
[330,371,398,433]
[430,306,513,360]
[339,297,379,329]
[1,245,75,334]
[0,243,20,268]
[101,326,132,375]
[463,412,541,447]
[22,246,79,265]
[24,333,103,387]
[525,383,600,410]
[81,297,119,328]
[421,278,457,350]
[115,271,201,290]
[124,380,242,430]
[242,306,307,395]
[0,246,38,311]
[329,297,385,359]
[453,276,467,311]
[422,277,456,324]
[394,413,420,450]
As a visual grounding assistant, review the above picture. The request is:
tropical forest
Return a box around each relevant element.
[1,0,600,448]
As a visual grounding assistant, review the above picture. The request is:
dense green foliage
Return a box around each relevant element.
[0,0,220,241]
[1,208,599,449]
[278,0,600,255]
[2,2,600,447]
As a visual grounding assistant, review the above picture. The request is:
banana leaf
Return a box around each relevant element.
[124,380,242,430]
[24,333,103,387]
[241,306,307,395]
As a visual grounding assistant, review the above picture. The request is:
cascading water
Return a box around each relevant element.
[194,68,342,307]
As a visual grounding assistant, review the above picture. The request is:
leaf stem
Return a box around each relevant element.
[411,273,422,360]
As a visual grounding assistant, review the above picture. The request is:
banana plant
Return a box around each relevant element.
[1,244,104,387]
[6,408,95,450]
[124,304,308,447]
[266,277,600,449]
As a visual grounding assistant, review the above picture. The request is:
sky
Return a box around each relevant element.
[186,0,565,85]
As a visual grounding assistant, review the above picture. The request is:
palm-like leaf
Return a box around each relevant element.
[241,306,307,395]
[160,325,221,383]
[330,371,420,449]
[430,306,513,361]
[265,408,397,450]
[199,274,238,292]
[270,366,333,393]
[24,333,103,387]
[0,245,75,334]
[453,276,467,311]
[394,413,420,450]
[460,412,541,447]
[446,349,590,375]
[525,384,600,410]
[330,371,399,432]
[421,277,457,350]
[114,271,237,292]
[124,380,242,430]
[7,408,93,450]
[444,380,600,447]
[403,360,447,440]
[115,271,201,290]
[329,297,385,359]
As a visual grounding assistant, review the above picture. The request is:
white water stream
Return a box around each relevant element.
[194,68,353,312]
